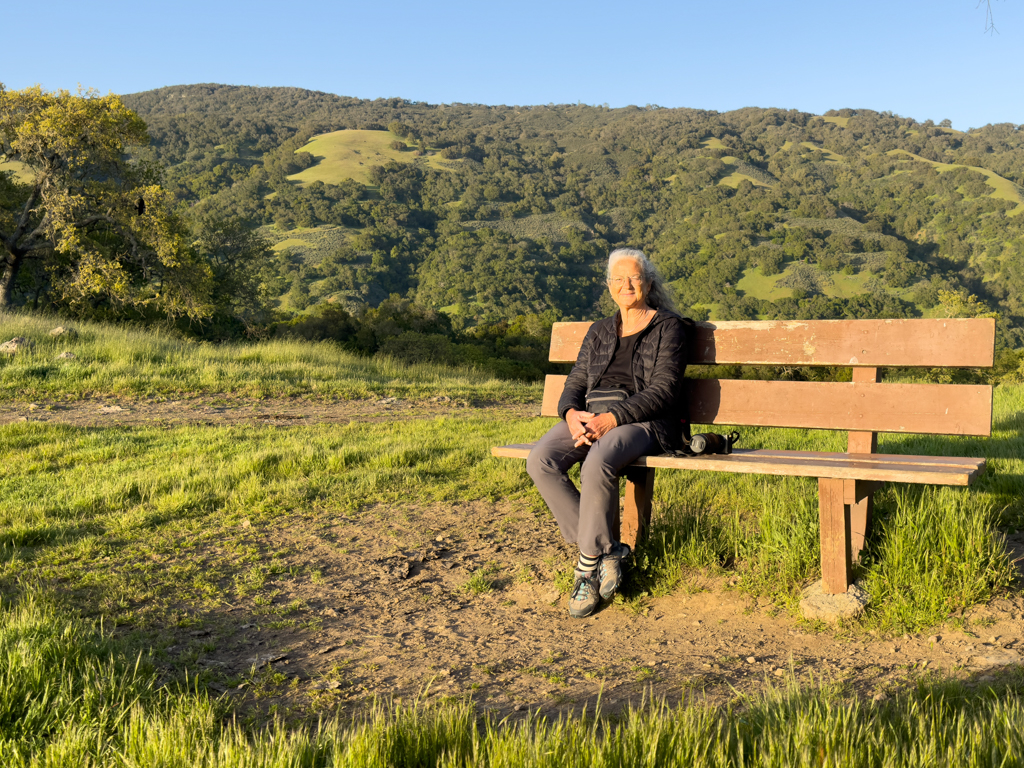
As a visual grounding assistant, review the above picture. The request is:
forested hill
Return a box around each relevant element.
[120,84,1024,345]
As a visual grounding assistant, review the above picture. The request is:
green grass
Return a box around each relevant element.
[826,269,876,298]
[271,237,313,252]
[887,149,1024,215]
[717,173,767,189]
[735,266,791,301]
[736,263,906,304]
[462,564,502,596]
[0,311,540,402]
[820,115,851,127]
[287,130,452,187]
[700,137,729,151]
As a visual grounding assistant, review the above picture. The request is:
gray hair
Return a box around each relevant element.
[606,248,678,313]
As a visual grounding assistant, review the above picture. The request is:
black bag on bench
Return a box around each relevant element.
[676,419,740,457]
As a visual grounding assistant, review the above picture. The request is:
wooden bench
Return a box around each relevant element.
[492,318,995,595]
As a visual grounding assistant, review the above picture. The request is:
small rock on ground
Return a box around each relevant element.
[1,337,33,354]
[970,649,1021,669]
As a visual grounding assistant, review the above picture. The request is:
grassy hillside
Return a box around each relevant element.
[0,159,34,183]
[0,86,1004,339]
[0,311,540,402]
[288,129,452,186]
[717,156,772,189]
[888,149,1024,215]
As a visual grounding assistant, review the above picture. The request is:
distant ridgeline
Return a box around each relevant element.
[107,85,1023,348]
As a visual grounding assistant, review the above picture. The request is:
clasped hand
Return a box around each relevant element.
[566,408,618,447]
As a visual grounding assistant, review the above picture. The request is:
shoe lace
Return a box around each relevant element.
[571,574,593,600]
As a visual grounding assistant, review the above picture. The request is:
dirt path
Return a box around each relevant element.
[0,396,536,428]
[163,501,1024,721]
[7,397,1024,720]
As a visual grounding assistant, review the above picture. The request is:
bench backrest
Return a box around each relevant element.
[542,318,995,438]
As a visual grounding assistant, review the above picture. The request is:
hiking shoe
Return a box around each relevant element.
[568,569,600,618]
[598,542,632,600]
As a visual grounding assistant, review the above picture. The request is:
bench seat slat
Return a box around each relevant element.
[491,444,984,486]
[724,449,984,470]
[540,376,993,437]
[549,318,996,367]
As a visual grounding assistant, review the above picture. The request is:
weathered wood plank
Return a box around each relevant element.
[549,318,996,367]
[541,375,993,436]
[541,375,565,418]
[490,444,985,485]
[848,367,882,454]
[819,478,852,594]
[494,443,983,471]
[688,380,992,436]
[639,452,983,485]
[724,450,983,470]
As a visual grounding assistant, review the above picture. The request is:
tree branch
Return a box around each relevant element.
[6,183,42,249]
[72,214,148,266]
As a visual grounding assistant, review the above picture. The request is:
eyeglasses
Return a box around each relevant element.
[608,275,644,287]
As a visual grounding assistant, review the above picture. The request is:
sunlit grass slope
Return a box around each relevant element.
[288,130,452,186]
[736,263,881,303]
[0,159,34,183]
[718,157,771,189]
[0,312,540,402]
[888,149,1024,215]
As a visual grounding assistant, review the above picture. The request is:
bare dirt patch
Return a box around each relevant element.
[153,498,1024,722]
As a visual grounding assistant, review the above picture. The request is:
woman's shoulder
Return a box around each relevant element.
[651,309,688,330]
[586,315,618,338]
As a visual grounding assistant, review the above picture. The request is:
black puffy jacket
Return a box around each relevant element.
[557,309,688,453]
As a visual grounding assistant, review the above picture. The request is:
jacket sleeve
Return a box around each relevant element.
[557,325,596,419]
[608,317,686,427]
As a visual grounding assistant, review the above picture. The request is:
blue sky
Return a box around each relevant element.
[2,0,1021,130]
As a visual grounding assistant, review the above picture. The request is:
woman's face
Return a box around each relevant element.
[608,258,651,312]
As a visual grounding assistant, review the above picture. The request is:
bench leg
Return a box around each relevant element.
[845,479,882,562]
[621,467,655,550]
[819,477,852,594]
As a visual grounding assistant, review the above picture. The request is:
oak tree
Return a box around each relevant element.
[0,85,211,317]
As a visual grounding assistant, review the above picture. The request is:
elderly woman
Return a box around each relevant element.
[526,248,687,618]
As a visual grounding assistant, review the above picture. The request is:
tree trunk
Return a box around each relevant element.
[0,251,24,312]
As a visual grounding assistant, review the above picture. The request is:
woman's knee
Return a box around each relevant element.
[527,447,559,480]
[580,451,620,482]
